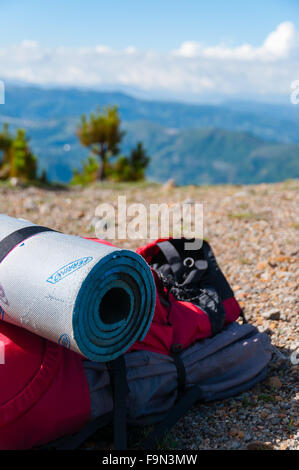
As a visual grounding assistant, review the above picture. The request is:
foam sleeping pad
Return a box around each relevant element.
[0,215,156,362]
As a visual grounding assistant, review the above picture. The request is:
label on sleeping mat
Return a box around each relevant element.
[46,256,93,284]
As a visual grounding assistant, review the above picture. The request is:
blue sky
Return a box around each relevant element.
[1,0,298,49]
[0,1,298,102]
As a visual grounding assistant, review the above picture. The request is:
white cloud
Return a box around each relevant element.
[124,46,138,55]
[262,21,297,58]
[174,22,298,60]
[0,22,298,100]
[95,45,113,55]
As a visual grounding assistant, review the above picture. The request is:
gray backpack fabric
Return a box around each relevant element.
[46,322,272,450]
[83,322,272,430]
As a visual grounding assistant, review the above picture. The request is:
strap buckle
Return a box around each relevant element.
[171,343,183,354]
[183,257,195,268]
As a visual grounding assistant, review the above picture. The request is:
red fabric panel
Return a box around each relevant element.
[0,322,90,449]
[223,297,241,323]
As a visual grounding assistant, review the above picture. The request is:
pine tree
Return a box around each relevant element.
[10,129,37,181]
[129,141,150,181]
[77,106,125,181]
[71,156,99,185]
[0,124,13,179]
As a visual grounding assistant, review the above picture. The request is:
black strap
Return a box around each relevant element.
[157,241,185,281]
[171,344,186,399]
[240,309,247,324]
[196,287,226,336]
[182,260,208,285]
[157,240,208,285]
[0,225,56,263]
[108,355,129,450]
[141,384,204,450]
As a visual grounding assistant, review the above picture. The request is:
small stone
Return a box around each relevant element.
[234,191,249,198]
[257,262,267,270]
[283,296,296,303]
[260,327,274,336]
[280,442,289,450]
[271,418,280,425]
[39,203,50,215]
[23,198,38,211]
[262,308,280,321]
[247,441,263,450]
[268,376,283,389]
[231,440,241,449]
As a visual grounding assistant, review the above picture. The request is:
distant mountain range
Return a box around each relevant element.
[0,84,298,184]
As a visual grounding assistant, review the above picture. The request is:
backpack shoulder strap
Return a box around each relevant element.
[156,241,185,281]
[107,355,129,450]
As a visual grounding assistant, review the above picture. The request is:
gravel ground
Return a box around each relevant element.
[0,179,298,450]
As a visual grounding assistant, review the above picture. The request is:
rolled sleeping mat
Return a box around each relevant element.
[0,214,156,362]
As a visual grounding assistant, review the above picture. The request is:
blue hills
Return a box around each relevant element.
[0,84,298,184]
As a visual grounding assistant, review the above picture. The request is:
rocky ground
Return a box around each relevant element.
[0,179,298,450]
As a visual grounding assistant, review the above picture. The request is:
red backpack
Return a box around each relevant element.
[0,237,243,449]
[131,238,242,355]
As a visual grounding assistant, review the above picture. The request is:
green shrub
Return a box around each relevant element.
[71,156,99,185]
